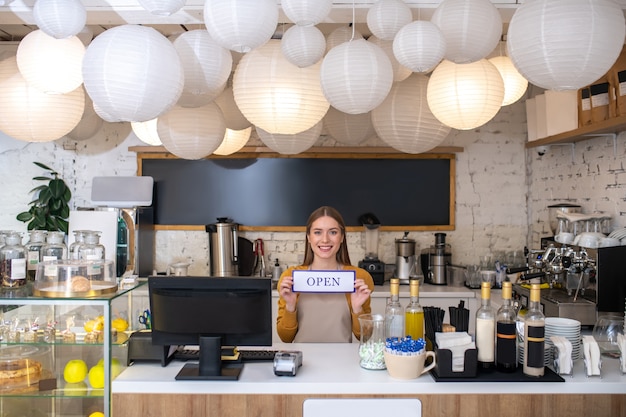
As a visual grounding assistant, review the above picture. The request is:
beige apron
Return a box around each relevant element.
[293,292,353,343]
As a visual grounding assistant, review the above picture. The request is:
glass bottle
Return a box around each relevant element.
[116,215,129,277]
[523,283,545,377]
[69,230,87,260]
[475,281,496,369]
[78,231,105,261]
[496,281,518,372]
[40,231,67,262]
[0,232,26,288]
[25,230,46,281]
[404,278,424,340]
[384,278,405,340]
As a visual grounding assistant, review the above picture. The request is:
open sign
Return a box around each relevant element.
[292,270,356,293]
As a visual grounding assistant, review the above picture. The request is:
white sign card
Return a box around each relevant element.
[292,270,356,293]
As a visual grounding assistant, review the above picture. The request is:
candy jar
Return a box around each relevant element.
[0,232,26,288]
[358,313,386,370]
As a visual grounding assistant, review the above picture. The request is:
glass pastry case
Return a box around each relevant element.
[0,280,148,417]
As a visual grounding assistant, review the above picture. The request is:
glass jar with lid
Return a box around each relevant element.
[40,231,67,262]
[1,232,26,288]
[25,230,47,281]
[78,231,105,261]
[0,230,15,249]
[69,230,88,260]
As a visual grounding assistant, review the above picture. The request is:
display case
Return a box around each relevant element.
[0,280,148,417]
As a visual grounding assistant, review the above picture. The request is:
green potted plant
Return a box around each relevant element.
[16,162,72,234]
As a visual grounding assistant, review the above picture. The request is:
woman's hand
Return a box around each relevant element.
[350,278,372,314]
[279,275,297,312]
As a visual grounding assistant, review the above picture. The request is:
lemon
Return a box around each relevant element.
[63,359,88,384]
[88,364,105,389]
[112,317,129,332]
[89,412,105,417]
[63,381,88,397]
[83,320,96,333]
[95,358,123,379]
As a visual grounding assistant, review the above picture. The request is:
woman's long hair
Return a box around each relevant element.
[302,206,351,266]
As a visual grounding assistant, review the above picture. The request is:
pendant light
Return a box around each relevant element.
[33,0,86,39]
[366,0,413,41]
[67,92,104,141]
[368,35,411,83]
[131,119,162,146]
[488,55,528,106]
[214,127,252,156]
[256,121,322,155]
[281,25,326,68]
[393,20,446,73]
[323,107,376,146]
[214,86,251,131]
[281,0,332,26]
[138,0,186,16]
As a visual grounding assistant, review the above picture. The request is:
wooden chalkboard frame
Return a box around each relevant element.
[134,146,457,232]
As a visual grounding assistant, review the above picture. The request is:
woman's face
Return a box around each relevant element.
[307,215,343,261]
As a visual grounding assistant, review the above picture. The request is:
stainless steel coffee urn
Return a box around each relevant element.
[206,218,239,277]
[395,232,416,284]
[421,232,451,285]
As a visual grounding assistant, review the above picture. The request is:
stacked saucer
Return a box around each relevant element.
[545,317,581,362]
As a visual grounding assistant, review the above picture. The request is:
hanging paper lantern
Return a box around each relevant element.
[214,86,251,130]
[0,57,84,142]
[427,59,504,130]
[320,39,393,115]
[488,56,528,106]
[138,0,185,16]
[507,0,625,91]
[326,26,363,52]
[281,25,326,68]
[366,0,413,41]
[281,0,332,26]
[17,30,84,94]
[82,25,184,123]
[368,35,411,83]
[33,0,86,39]
[203,0,278,53]
[214,127,252,155]
[393,20,446,73]
[76,26,93,46]
[256,121,322,155]
[158,102,226,160]
[131,119,162,146]
[431,0,502,64]
[233,40,329,135]
[372,73,451,154]
[67,92,104,141]
[173,30,232,105]
[323,107,375,146]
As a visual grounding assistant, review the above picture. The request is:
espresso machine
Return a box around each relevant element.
[421,232,451,285]
[394,232,416,285]
[358,216,385,286]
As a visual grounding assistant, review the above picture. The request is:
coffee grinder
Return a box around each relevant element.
[421,232,451,285]
[394,232,417,285]
[358,213,385,285]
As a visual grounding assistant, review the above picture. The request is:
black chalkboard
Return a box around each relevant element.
[140,155,454,230]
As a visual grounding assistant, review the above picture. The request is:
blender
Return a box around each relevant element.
[357,215,385,285]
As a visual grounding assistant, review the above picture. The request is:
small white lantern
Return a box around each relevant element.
[138,0,186,16]
[488,56,528,106]
[427,59,504,130]
[203,0,278,53]
[320,39,393,115]
[131,119,162,146]
[256,121,322,155]
[214,86,251,131]
[368,35,411,83]
[507,0,625,91]
[393,20,446,73]
[323,107,375,146]
[214,127,252,155]
[431,0,502,64]
[33,0,86,39]
[326,26,363,52]
[366,0,413,41]
[67,92,104,141]
[281,0,332,26]
[281,25,326,68]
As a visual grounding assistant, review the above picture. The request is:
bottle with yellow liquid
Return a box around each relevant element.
[404,279,424,340]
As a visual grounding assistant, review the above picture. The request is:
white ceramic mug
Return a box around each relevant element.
[383,350,436,379]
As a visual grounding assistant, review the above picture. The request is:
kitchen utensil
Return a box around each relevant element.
[384,349,436,379]
[166,262,190,276]
[205,218,239,277]
[395,232,416,281]
[592,314,624,357]
[421,232,451,285]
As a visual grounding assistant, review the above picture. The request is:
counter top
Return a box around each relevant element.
[113,343,626,396]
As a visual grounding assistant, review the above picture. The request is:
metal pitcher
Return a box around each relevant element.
[206,218,239,277]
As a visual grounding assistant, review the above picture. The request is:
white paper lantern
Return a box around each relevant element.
[214,86,251,130]
[431,0,502,64]
[214,127,252,155]
[320,39,393,115]
[427,59,504,130]
[76,26,93,46]
[203,0,278,53]
[368,35,411,83]
[323,107,375,146]
[131,119,162,146]
[0,57,84,142]
[366,0,413,41]
[372,74,451,154]
[33,0,86,39]
[281,25,326,68]
[256,121,322,154]
[507,0,625,91]
[393,20,446,73]
[488,56,528,106]
[326,26,363,52]
[233,40,329,134]
[173,30,232,104]
[82,25,184,123]
[67,92,103,141]
[158,102,226,160]
[138,0,186,16]
[17,30,84,94]
[281,0,332,26]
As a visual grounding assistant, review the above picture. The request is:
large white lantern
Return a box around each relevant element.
[366,0,413,41]
[393,20,446,73]
[233,40,329,134]
[320,39,393,115]
[214,86,251,130]
[138,0,186,16]
[431,0,502,64]
[203,0,278,53]
[372,74,451,154]
[281,25,326,68]
[323,107,375,146]
[158,102,226,160]
[131,119,162,146]
[33,0,86,39]
[214,127,252,155]
[488,56,528,106]
[67,92,103,141]
[256,121,322,154]
[281,0,332,26]
[507,0,625,91]
[368,35,411,83]
[173,30,232,104]
[427,59,504,130]
[82,25,184,122]
[0,57,84,142]
[17,30,85,94]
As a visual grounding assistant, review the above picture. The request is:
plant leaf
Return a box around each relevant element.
[49,179,65,199]
[16,212,33,222]
[34,161,54,173]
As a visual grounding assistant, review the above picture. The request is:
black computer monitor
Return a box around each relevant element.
[148,276,272,381]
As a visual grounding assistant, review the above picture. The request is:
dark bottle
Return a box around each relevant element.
[496,281,518,372]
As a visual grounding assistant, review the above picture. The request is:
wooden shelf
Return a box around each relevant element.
[526,114,626,148]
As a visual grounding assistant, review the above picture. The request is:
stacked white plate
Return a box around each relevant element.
[517,317,581,365]
[608,227,626,240]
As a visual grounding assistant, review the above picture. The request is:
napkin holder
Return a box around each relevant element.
[432,345,477,378]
